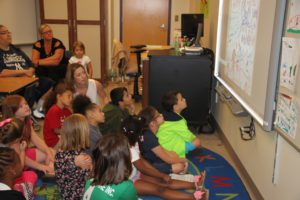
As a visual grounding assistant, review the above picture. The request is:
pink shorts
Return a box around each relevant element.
[25,148,37,161]
[24,148,37,170]
[14,170,38,186]
[13,171,38,199]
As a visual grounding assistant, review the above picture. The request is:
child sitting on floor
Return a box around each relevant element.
[138,106,188,174]
[1,95,55,175]
[157,91,201,158]
[122,116,207,200]
[54,114,92,200]
[100,87,135,135]
[72,95,105,151]
[43,81,73,148]
[83,134,138,200]
[0,118,37,200]
[0,147,26,200]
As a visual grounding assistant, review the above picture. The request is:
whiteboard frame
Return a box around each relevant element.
[214,0,287,131]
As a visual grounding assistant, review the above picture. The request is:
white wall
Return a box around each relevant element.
[0,0,38,45]
[213,97,300,199]
[18,45,33,58]
[169,0,191,45]
[112,0,120,44]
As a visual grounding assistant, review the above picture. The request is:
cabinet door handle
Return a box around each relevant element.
[73,20,77,32]
[160,24,166,29]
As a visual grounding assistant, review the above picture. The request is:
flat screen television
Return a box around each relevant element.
[181,14,204,39]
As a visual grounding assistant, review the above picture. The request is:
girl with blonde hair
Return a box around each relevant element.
[69,41,93,78]
[54,114,92,200]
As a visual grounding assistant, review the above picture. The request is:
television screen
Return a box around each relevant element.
[181,14,204,39]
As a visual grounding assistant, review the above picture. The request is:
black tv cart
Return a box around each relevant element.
[142,49,214,129]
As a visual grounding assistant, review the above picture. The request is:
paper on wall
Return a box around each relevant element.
[279,37,300,92]
[275,94,298,139]
[286,0,300,34]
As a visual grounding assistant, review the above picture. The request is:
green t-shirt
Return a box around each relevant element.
[99,103,130,135]
[83,179,138,200]
[157,117,196,158]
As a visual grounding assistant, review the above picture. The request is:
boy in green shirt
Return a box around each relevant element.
[100,87,135,135]
[157,91,201,158]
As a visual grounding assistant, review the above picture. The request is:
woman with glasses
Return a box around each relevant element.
[0,25,54,118]
[0,25,34,77]
[32,24,68,83]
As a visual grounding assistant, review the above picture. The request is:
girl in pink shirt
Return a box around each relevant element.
[2,95,55,174]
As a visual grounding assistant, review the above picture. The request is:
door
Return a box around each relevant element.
[39,0,106,80]
[121,0,170,49]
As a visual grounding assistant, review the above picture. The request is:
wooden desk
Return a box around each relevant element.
[128,45,172,71]
[0,77,38,94]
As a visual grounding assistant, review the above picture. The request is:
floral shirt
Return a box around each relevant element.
[54,149,90,200]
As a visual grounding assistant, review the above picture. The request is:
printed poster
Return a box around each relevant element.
[275,94,298,139]
[279,37,300,92]
[286,0,300,34]
[200,0,209,18]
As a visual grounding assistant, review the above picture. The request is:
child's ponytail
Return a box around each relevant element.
[138,106,157,134]
[0,118,24,145]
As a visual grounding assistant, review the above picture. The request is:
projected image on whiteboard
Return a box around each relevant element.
[225,0,260,95]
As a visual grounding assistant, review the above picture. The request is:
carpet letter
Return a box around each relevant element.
[216,193,239,200]
[211,176,233,188]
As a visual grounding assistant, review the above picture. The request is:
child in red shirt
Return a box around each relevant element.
[43,82,73,148]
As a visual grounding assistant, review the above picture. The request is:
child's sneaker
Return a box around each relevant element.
[33,108,45,119]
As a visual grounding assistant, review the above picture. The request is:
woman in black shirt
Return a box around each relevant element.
[32,24,68,83]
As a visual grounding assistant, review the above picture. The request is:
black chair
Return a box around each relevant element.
[128,45,147,101]
[65,50,72,61]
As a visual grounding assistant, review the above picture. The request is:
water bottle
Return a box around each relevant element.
[174,36,180,54]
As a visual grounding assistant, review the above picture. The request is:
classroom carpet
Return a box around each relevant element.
[34,148,250,200]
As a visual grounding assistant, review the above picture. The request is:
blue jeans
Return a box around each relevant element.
[24,77,54,108]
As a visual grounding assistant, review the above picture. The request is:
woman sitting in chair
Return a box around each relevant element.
[32,24,68,83]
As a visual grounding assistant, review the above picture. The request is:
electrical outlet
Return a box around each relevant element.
[175,15,179,22]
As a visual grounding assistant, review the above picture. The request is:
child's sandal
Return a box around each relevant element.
[194,175,201,190]
[194,190,205,200]
[194,171,206,190]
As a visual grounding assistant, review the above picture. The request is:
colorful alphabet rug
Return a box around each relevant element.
[34,148,250,200]
[141,148,251,200]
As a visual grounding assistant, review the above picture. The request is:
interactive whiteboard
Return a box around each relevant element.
[215,0,287,131]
